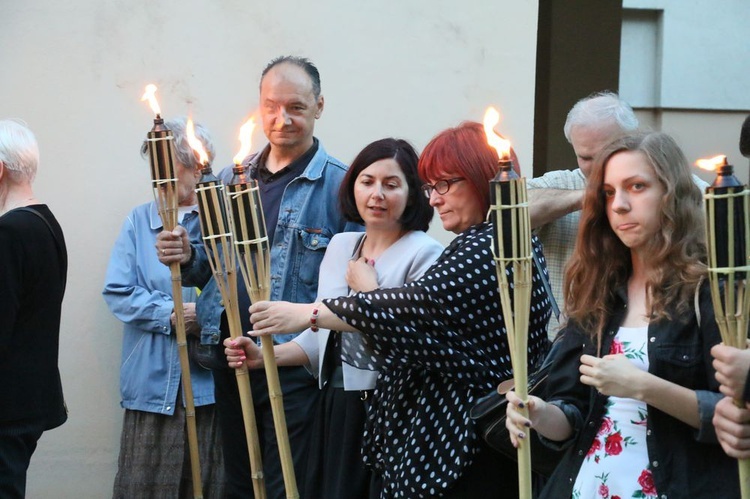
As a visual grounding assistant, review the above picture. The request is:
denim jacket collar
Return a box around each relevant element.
[148,202,164,231]
[146,201,198,231]
[245,138,326,182]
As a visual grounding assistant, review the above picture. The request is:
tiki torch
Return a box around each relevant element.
[226,118,299,499]
[140,85,203,499]
[698,154,750,497]
[186,119,267,499]
[484,107,533,498]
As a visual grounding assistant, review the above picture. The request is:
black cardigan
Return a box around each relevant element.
[0,205,67,429]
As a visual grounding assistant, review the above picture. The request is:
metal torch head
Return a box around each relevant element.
[195,165,231,239]
[489,158,529,261]
[493,158,520,182]
[226,173,269,257]
[145,117,179,229]
[146,118,177,188]
[705,161,749,279]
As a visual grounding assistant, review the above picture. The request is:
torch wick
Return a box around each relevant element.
[718,164,734,176]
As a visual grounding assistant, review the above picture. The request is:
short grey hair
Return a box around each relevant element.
[564,91,639,143]
[140,116,216,169]
[0,119,39,183]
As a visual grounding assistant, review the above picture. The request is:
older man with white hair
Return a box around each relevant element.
[0,119,68,498]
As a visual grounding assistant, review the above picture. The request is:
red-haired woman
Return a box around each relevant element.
[242,122,551,498]
[505,131,739,498]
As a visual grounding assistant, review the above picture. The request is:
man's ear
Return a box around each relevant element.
[315,95,325,119]
[0,161,5,182]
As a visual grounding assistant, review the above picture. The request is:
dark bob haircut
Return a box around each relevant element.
[339,138,434,232]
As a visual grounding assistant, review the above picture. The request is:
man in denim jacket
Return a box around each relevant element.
[157,56,361,498]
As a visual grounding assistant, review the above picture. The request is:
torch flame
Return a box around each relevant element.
[186,118,209,166]
[483,106,511,160]
[141,84,161,116]
[695,154,728,172]
[233,117,257,165]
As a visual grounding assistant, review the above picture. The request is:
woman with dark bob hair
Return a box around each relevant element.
[505,131,740,498]
[227,137,444,498]
[235,122,551,498]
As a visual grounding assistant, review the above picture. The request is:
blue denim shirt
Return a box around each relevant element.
[184,141,363,345]
[103,202,216,415]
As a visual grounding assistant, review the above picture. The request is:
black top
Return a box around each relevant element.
[539,282,739,499]
[0,205,67,428]
[326,222,551,497]
[250,138,319,245]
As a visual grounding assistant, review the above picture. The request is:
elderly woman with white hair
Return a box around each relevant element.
[0,119,68,498]
[103,117,224,498]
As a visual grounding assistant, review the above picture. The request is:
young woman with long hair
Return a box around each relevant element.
[506,131,739,498]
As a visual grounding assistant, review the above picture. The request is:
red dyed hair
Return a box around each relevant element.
[418,121,519,215]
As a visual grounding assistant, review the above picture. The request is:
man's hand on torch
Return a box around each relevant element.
[714,396,750,459]
[155,226,192,266]
[712,344,750,401]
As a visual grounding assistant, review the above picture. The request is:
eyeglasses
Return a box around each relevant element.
[421,177,465,198]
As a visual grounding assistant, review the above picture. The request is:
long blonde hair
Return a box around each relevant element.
[563,131,707,339]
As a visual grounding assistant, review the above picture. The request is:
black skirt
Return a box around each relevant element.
[304,379,372,499]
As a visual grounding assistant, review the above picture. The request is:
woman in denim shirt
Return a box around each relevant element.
[506,131,739,498]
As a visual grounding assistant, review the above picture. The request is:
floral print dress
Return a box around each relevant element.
[572,326,658,499]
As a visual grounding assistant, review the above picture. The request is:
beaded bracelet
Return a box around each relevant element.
[310,307,320,332]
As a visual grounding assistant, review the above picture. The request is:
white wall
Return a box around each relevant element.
[620,0,750,179]
[2,1,540,496]
[622,0,750,110]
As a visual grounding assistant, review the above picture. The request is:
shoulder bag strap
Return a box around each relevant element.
[532,249,561,321]
[16,207,67,288]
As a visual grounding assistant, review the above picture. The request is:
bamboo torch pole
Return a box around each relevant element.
[484,107,533,499]
[186,119,267,498]
[225,118,299,499]
[141,86,203,499]
[699,154,750,498]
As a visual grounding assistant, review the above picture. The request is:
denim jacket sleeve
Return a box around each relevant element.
[537,324,594,450]
[102,204,173,335]
[695,389,722,442]
[692,279,727,443]
[183,243,225,345]
[180,242,214,290]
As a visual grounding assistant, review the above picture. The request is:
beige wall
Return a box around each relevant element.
[634,109,750,185]
[2,1,540,496]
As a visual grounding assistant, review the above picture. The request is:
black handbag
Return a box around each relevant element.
[470,339,565,477]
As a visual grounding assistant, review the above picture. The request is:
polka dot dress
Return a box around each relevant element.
[326,222,551,498]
